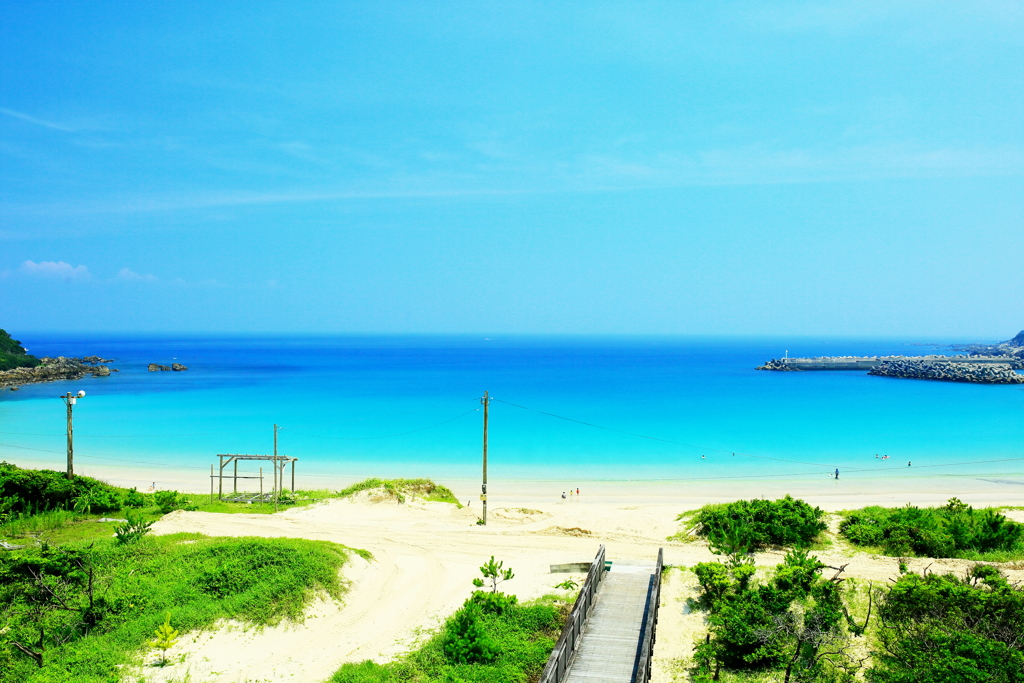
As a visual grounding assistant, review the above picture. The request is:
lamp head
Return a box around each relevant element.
[77,390,86,398]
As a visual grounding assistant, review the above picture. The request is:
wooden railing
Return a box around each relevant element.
[632,547,664,683]
[538,544,607,683]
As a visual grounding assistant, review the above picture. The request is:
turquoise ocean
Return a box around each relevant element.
[2,335,1023,489]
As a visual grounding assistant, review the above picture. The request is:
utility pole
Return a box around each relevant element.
[59,391,85,480]
[274,424,279,513]
[481,391,489,525]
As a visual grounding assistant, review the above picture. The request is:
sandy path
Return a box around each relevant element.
[135,497,1024,683]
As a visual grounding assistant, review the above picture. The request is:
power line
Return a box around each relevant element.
[0,430,264,438]
[491,398,859,470]
[492,398,1024,475]
[281,408,478,440]
[0,441,64,455]
[842,456,1024,474]
[75,454,210,470]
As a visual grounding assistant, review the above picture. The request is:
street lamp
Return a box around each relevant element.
[59,390,86,480]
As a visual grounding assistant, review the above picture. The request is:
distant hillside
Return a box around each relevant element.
[0,328,41,371]
[957,330,1024,358]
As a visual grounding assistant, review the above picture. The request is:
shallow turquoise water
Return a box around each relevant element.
[2,335,1023,485]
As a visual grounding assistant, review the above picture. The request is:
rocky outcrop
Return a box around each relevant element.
[0,356,115,390]
[171,363,188,371]
[82,355,114,364]
[148,364,171,371]
[868,360,1024,384]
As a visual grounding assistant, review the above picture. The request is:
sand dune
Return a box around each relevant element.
[135,496,1024,683]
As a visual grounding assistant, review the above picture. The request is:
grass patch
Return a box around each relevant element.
[336,478,461,506]
[330,594,568,683]
[0,534,359,683]
[838,498,1024,560]
[0,509,80,537]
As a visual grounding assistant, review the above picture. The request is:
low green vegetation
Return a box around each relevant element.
[691,547,867,683]
[1,461,368,546]
[1,461,128,518]
[676,495,828,550]
[839,498,1024,560]
[869,565,1024,682]
[0,534,357,683]
[687,507,1024,683]
[0,328,40,371]
[331,558,567,683]
[336,477,461,506]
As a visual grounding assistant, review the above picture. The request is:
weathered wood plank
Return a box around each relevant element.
[563,567,655,683]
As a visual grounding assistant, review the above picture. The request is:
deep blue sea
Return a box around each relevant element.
[2,335,1023,487]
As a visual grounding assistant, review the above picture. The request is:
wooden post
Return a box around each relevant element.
[210,464,214,503]
[233,458,238,494]
[260,466,263,498]
[481,391,489,525]
[291,460,295,495]
[218,455,223,500]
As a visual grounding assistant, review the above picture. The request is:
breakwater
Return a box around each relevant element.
[756,355,1020,371]
[868,359,1024,384]
[757,354,1024,384]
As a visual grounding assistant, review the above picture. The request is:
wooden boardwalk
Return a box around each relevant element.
[563,564,657,683]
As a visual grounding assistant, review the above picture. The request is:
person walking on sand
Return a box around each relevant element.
[834,468,839,480]
[576,488,579,496]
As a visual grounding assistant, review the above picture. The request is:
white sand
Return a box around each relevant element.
[131,492,1024,683]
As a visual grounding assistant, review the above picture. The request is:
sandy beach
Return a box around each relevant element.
[10,453,1024,509]
[127,487,1024,683]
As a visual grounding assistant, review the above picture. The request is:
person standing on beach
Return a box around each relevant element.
[834,468,839,479]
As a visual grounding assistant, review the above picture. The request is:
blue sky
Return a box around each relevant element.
[1,1,1022,336]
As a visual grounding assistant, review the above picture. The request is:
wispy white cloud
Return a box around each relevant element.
[18,260,91,281]
[0,139,1020,221]
[0,107,76,133]
[116,267,157,282]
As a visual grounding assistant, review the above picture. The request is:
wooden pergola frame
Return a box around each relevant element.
[212,453,297,501]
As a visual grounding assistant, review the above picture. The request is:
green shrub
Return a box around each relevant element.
[867,566,1024,682]
[331,596,565,682]
[691,495,827,550]
[839,499,1024,559]
[469,590,518,615]
[153,490,196,514]
[113,510,153,546]
[690,548,857,681]
[442,601,497,664]
[0,462,123,514]
[122,488,145,508]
